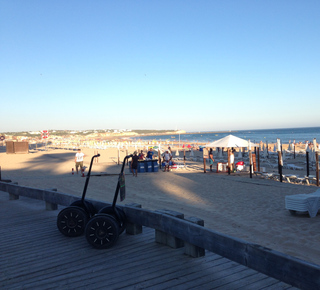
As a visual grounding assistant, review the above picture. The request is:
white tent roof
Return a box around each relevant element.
[205,135,258,148]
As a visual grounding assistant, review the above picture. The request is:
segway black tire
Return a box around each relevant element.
[57,206,89,237]
[85,214,119,249]
[98,206,127,234]
[70,200,97,217]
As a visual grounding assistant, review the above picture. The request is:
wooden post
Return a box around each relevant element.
[248,140,252,178]
[277,139,283,182]
[278,151,283,182]
[155,209,184,248]
[45,188,58,210]
[257,147,260,172]
[184,217,205,257]
[227,149,230,175]
[316,152,319,187]
[293,143,296,159]
[184,148,186,167]
[125,203,143,235]
[314,138,319,187]
[306,151,310,177]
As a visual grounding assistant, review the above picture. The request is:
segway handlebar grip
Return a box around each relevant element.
[94,154,100,158]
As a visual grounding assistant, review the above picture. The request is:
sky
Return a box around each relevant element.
[1,1,320,133]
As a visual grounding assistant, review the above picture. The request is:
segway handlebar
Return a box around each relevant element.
[81,154,100,201]
[112,154,133,208]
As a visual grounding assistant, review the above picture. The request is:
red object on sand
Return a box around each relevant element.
[236,161,244,166]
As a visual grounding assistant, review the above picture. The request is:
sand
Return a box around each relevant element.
[1,145,320,266]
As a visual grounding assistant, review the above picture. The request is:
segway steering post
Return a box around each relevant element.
[112,154,132,209]
[81,154,100,203]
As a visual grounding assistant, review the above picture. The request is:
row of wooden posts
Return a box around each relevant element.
[201,138,320,186]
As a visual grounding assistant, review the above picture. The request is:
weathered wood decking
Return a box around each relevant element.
[0,193,297,289]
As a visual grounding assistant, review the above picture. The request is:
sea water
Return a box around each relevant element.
[134,127,320,145]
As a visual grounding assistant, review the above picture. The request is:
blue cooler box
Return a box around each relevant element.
[146,161,152,172]
[138,162,145,173]
[152,160,159,172]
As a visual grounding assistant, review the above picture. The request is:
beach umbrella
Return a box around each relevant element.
[205,135,258,148]
[262,143,265,151]
[175,149,180,157]
[190,149,194,157]
[273,144,277,152]
[288,143,292,150]
[263,148,268,158]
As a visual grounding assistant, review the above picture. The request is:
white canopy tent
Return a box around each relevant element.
[205,135,258,149]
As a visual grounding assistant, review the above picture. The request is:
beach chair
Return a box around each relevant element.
[285,189,320,218]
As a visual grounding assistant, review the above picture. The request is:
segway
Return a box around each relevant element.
[85,154,132,249]
[57,154,100,237]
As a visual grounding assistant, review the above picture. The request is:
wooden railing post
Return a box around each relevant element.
[125,203,143,235]
[155,209,184,248]
[184,216,205,257]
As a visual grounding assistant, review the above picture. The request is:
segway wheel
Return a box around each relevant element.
[99,206,127,234]
[85,215,119,249]
[70,200,97,217]
[57,206,88,237]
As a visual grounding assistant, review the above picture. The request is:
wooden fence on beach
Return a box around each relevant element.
[0,180,319,289]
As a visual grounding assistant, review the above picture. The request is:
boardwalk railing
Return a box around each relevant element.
[1,180,319,289]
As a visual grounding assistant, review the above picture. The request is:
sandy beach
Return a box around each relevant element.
[1,145,320,266]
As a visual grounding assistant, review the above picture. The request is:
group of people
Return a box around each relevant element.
[131,147,173,176]
[137,148,154,160]
[75,147,235,177]
[130,148,156,177]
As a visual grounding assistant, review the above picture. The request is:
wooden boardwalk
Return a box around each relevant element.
[0,193,298,290]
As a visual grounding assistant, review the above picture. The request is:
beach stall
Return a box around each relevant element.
[205,135,258,173]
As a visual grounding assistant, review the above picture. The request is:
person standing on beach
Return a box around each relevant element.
[131,151,139,177]
[75,149,85,174]
[209,148,215,171]
[163,150,172,172]
[147,148,154,159]
[138,150,145,160]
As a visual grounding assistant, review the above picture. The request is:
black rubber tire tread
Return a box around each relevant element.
[57,206,88,237]
[85,214,119,249]
[70,200,97,217]
[98,206,127,234]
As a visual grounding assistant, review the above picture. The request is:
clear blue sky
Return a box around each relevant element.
[1,1,319,133]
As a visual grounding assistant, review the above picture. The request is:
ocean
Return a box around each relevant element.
[133,127,320,145]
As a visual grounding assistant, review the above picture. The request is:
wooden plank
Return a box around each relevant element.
[0,194,298,290]
[124,206,320,289]
[0,184,315,288]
